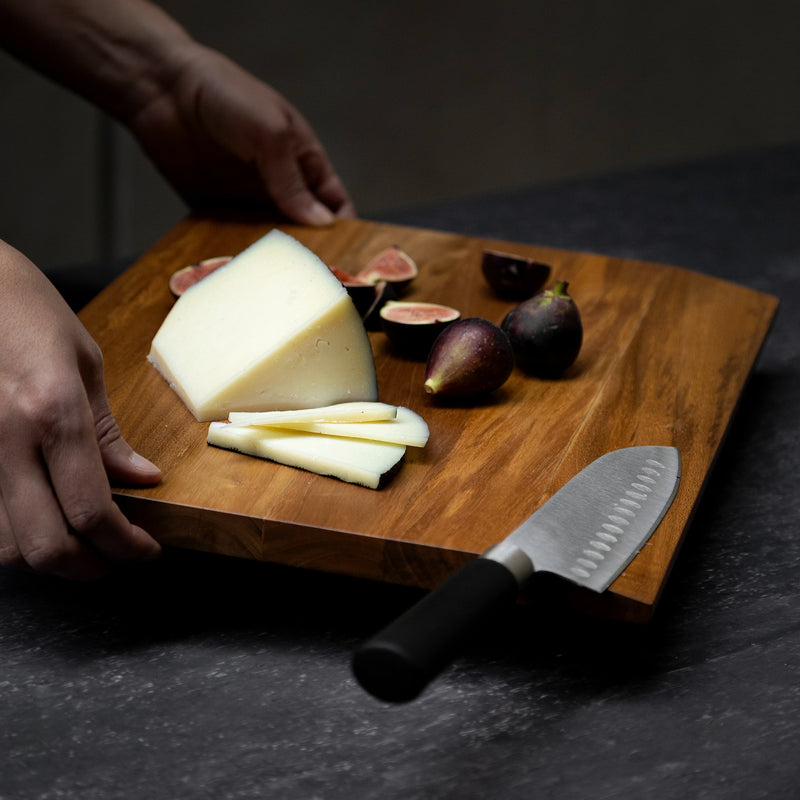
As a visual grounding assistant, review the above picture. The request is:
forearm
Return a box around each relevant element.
[0,0,196,123]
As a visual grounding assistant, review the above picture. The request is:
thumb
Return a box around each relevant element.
[102,432,162,486]
[93,400,161,486]
[79,337,162,486]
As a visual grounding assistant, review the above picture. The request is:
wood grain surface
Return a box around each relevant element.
[79,215,779,621]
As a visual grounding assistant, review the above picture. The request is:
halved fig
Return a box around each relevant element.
[362,280,399,331]
[169,256,233,297]
[328,265,376,316]
[357,246,418,294]
[379,300,460,360]
[329,265,370,285]
[481,249,551,300]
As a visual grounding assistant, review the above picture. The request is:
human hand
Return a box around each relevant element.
[0,242,162,579]
[127,44,356,225]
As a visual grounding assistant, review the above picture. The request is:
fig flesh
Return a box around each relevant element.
[501,281,582,376]
[482,249,551,299]
[169,256,232,297]
[329,266,365,284]
[379,301,460,360]
[424,317,514,398]
[357,246,418,294]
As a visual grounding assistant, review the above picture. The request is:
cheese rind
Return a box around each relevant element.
[207,422,406,489]
[253,406,429,447]
[148,229,378,421]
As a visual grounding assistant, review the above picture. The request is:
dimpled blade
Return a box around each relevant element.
[507,446,681,592]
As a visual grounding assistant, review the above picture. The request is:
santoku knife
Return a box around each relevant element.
[352,445,681,702]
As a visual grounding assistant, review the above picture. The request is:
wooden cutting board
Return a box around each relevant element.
[79,215,778,622]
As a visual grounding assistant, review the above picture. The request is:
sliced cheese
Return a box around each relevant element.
[148,229,378,421]
[249,406,429,447]
[207,422,406,489]
[227,401,397,427]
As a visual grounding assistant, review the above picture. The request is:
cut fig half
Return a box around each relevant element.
[481,249,551,300]
[327,265,376,316]
[362,280,399,331]
[169,256,233,297]
[379,300,460,360]
[357,246,418,295]
[329,266,371,286]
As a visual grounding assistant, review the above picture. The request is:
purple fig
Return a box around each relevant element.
[501,281,582,377]
[424,318,514,398]
[481,249,551,299]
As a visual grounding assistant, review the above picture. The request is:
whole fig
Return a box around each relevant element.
[501,281,582,377]
[424,318,514,398]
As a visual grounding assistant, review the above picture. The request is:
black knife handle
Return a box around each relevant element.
[352,557,520,703]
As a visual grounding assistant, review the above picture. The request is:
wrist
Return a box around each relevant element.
[66,3,200,125]
[0,0,198,124]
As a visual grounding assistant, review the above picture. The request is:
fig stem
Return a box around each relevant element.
[553,280,570,296]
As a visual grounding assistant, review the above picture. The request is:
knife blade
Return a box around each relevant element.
[352,445,681,702]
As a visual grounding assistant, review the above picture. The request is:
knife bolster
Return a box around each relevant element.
[482,542,534,585]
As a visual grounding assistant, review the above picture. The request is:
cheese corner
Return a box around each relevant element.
[148,228,378,421]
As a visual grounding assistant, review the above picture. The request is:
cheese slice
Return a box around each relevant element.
[207,422,406,489]
[148,229,378,421]
[242,406,429,447]
[227,401,397,427]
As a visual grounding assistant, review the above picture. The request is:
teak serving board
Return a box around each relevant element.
[79,215,778,622]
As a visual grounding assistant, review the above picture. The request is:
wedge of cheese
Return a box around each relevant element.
[148,229,378,421]
[207,423,406,489]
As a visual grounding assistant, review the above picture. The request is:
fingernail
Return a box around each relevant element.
[129,451,160,475]
[141,541,162,561]
[306,202,336,226]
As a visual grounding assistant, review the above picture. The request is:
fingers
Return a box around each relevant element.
[260,145,356,226]
[84,364,162,487]
[0,365,161,580]
[258,140,338,226]
[0,435,109,581]
[246,100,355,226]
[65,354,162,560]
[298,148,357,220]
[42,396,162,565]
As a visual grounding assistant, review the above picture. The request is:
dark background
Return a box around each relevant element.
[1,1,799,270]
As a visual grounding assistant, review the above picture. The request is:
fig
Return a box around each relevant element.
[357,246,418,294]
[424,318,514,398]
[329,266,362,283]
[501,280,583,377]
[169,256,232,297]
[362,280,399,331]
[379,300,460,360]
[481,249,551,299]
[330,265,376,317]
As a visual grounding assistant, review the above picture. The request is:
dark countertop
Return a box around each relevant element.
[4,146,799,799]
